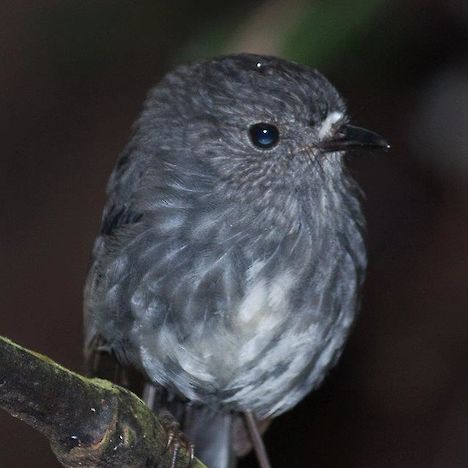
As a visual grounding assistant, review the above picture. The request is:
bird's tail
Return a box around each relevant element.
[183,406,236,468]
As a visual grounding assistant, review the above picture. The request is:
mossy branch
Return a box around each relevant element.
[0,336,206,468]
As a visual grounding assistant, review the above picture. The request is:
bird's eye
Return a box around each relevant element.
[249,123,280,149]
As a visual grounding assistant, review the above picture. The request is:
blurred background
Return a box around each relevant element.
[1,0,468,466]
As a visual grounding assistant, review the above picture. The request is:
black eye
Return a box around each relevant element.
[249,123,280,149]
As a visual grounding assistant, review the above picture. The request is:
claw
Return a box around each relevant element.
[165,430,175,450]
[170,440,180,468]
[160,410,195,468]
[187,442,195,468]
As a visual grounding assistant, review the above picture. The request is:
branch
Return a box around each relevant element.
[0,336,206,468]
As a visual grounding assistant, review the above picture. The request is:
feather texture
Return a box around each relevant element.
[84,54,367,467]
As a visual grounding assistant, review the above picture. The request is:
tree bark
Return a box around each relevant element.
[0,336,205,467]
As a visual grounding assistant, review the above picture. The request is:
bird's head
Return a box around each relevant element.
[132,54,388,232]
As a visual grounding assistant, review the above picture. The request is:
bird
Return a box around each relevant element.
[83,53,389,468]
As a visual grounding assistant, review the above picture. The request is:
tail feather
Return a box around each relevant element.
[183,407,236,468]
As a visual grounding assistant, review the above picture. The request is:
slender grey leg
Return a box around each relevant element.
[244,411,272,468]
[142,382,157,409]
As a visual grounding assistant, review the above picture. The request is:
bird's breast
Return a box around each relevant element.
[231,261,295,333]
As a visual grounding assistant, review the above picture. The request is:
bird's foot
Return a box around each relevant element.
[160,409,195,468]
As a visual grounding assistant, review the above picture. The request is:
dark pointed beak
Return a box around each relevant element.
[321,124,390,153]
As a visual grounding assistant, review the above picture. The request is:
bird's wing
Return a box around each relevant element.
[83,193,146,394]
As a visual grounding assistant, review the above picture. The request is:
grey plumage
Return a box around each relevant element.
[84,53,376,467]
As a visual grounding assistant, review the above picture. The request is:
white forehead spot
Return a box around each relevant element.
[318,111,344,139]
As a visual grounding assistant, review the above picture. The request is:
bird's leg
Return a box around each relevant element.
[244,411,272,468]
[112,362,129,387]
[142,381,158,408]
[142,383,194,468]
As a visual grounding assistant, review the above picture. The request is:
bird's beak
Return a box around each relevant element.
[321,124,390,153]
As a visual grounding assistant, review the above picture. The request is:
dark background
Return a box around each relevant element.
[2,0,468,466]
